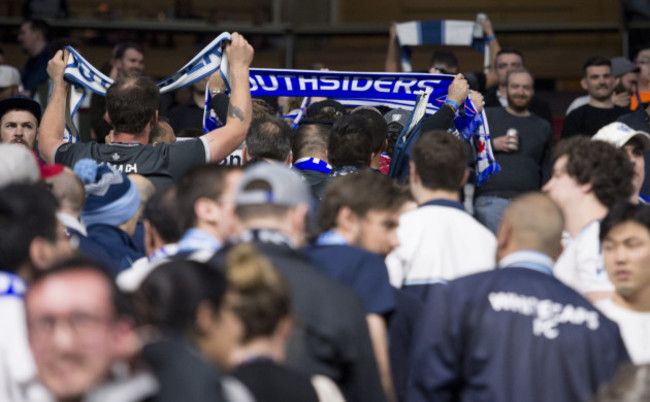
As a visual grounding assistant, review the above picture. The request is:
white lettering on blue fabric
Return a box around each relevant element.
[488,292,600,339]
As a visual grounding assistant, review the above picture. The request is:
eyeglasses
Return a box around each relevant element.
[29,312,113,341]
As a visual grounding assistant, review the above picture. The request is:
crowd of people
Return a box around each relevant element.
[2,14,650,402]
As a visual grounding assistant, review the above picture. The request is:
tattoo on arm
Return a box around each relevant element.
[227,103,245,122]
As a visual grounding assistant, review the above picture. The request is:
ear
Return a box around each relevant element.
[290,204,309,246]
[580,78,588,91]
[242,146,249,163]
[380,138,388,154]
[274,315,294,343]
[104,111,112,125]
[285,153,293,166]
[460,168,470,187]
[143,219,157,257]
[409,161,419,184]
[336,206,359,234]
[29,237,55,271]
[194,197,220,224]
[195,301,216,335]
[579,181,593,195]
[496,219,512,252]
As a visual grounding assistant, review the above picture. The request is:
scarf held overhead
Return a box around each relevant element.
[60,33,498,184]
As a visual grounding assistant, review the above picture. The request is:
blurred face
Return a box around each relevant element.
[622,140,645,196]
[542,155,584,210]
[27,270,121,400]
[218,169,243,241]
[202,292,244,370]
[581,65,615,102]
[1,110,38,149]
[495,53,523,85]
[616,71,638,94]
[115,48,144,77]
[18,22,39,54]
[354,209,400,257]
[602,221,650,298]
[636,49,650,83]
[506,71,534,113]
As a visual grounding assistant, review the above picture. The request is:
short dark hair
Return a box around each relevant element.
[175,164,236,232]
[292,123,330,160]
[133,260,228,335]
[583,55,611,77]
[496,48,525,64]
[318,171,401,231]
[0,183,58,273]
[143,187,181,244]
[328,113,374,169]
[600,202,650,242]
[553,136,634,208]
[430,49,458,71]
[246,116,291,161]
[30,256,129,316]
[113,41,144,60]
[23,19,49,41]
[351,107,388,154]
[411,130,467,191]
[106,76,159,134]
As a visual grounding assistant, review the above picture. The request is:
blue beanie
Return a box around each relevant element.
[74,159,140,227]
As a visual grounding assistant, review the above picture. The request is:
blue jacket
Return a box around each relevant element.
[408,265,629,402]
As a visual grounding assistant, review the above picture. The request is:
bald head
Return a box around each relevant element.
[497,193,565,261]
[45,167,85,216]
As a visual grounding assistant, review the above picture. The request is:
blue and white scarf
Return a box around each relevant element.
[62,32,232,142]
[396,18,490,72]
[60,33,498,183]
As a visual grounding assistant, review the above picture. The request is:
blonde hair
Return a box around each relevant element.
[226,244,291,342]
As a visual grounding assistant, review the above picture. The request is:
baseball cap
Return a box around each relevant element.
[383,108,410,128]
[592,122,650,151]
[235,162,311,207]
[611,57,640,78]
[0,95,42,123]
[0,65,20,88]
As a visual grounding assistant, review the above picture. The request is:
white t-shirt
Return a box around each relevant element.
[553,221,614,295]
[596,298,650,364]
[386,204,496,287]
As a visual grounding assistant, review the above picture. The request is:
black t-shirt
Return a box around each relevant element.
[54,139,208,190]
[478,107,554,198]
[561,104,629,139]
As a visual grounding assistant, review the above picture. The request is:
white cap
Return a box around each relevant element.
[0,65,21,88]
[0,143,41,188]
[592,122,650,151]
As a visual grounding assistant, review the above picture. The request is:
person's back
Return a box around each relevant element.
[213,163,386,402]
[407,193,630,402]
[386,130,496,298]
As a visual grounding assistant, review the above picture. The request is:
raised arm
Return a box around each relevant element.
[385,22,402,73]
[38,49,69,165]
[202,32,253,163]
[481,17,501,89]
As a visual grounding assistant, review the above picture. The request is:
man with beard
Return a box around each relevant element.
[562,56,629,139]
[0,95,41,150]
[474,69,554,234]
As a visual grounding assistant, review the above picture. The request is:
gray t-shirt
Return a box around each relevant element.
[54,137,209,190]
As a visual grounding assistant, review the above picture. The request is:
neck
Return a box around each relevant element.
[497,84,507,97]
[562,197,608,237]
[112,132,148,144]
[588,97,614,109]
[193,222,224,244]
[639,77,650,92]
[414,187,460,205]
[296,153,328,163]
[231,337,286,366]
[30,41,46,57]
[505,105,531,117]
[612,289,650,312]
